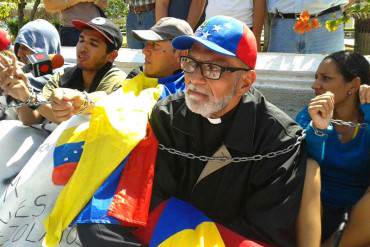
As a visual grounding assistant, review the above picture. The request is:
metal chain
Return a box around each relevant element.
[0,88,51,111]
[0,99,51,111]
[158,129,306,163]
[330,119,368,128]
[158,117,369,163]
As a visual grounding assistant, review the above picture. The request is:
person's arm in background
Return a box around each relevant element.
[186,0,206,29]
[95,0,108,9]
[252,0,266,52]
[296,158,321,247]
[155,0,170,22]
[337,187,370,247]
[44,0,105,12]
[43,0,69,12]
[322,187,370,247]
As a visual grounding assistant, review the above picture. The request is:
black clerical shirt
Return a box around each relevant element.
[149,88,307,247]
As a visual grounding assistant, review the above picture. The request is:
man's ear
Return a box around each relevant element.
[107,50,118,63]
[238,70,256,95]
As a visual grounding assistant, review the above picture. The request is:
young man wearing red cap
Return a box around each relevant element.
[0,17,126,126]
[72,16,320,247]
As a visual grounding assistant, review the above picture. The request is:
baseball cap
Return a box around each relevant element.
[172,15,257,69]
[132,17,193,41]
[72,17,123,50]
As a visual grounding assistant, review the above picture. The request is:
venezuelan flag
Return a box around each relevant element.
[70,72,185,227]
[150,198,225,247]
[52,123,89,185]
[134,198,275,247]
[43,72,184,247]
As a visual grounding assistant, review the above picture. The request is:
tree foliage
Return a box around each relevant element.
[326,0,370,31]
[105,0,128,33]
[0,0,41,36]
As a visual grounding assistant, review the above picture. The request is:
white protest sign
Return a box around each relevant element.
[0,116,88,247]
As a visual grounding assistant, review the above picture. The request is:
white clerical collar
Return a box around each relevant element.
[207,117,222,124]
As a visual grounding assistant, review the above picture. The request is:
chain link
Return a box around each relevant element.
[0,99,51,111]
[158,129,306,163]
[158,117,368,163]
[0,88,51,111]
[330,119,368,128]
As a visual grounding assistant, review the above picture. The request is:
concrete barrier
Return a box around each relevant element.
[61,47,370,118]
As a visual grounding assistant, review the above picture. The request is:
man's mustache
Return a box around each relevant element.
[186,82,210,96]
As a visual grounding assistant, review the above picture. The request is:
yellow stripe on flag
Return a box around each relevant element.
[159,222,225,247]
[55,122,89,146]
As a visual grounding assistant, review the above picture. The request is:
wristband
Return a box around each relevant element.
[76,91,94,114]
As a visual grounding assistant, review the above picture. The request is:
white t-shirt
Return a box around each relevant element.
[267,0,348,14]
[206,0,253,28]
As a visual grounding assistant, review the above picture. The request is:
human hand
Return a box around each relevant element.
[51,88,86,122]
[0,52,30,101]
[359,85,370,104]
[308,92,334,130]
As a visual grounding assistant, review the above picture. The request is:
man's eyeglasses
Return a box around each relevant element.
[180,56,250,80]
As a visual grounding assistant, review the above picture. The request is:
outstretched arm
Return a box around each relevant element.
[297,158,321,247]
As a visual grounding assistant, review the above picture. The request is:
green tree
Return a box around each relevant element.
[0,0,41,36]
[105,0,128,33]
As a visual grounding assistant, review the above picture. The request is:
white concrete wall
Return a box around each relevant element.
[62,47,370,118]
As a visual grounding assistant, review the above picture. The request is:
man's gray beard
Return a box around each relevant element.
[184,82,236,118]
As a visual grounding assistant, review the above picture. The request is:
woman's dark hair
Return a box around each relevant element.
[324,51,370,85]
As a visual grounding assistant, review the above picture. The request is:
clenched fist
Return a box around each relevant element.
[308,92,334,130]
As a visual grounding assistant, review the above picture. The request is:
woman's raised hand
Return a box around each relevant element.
[308,92,334,130]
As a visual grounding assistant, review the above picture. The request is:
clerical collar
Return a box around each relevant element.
[207,117,222,124]
[205,104,240,125]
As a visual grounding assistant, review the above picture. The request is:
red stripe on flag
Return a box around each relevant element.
[216,224,275,247]
[132,200,168,245]
[52,162,78,185]
[108,124,159,227]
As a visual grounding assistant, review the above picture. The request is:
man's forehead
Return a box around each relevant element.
[80,29,106,43]
[147,40,171,46]
[189,43,243,66]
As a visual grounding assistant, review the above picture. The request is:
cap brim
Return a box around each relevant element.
[172,35,235,57]
[132,30,165,41]
[72,20,113,44]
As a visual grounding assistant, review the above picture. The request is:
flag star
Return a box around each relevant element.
[64,157,69,161]
[224,23,232,29]
[201,31,210,39]
[213,25,222,32]
[73,150,78,154]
